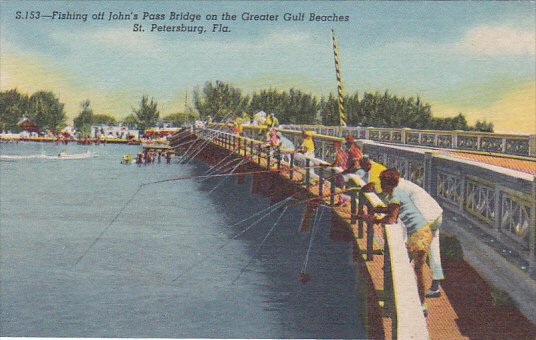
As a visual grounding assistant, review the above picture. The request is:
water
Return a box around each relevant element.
[0,142,366,338]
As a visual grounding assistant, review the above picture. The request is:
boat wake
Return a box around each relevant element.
[0,151,98,161]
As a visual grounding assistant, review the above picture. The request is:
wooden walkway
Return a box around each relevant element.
[180,133,536,339]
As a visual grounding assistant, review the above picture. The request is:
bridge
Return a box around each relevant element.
[170,124,536,339]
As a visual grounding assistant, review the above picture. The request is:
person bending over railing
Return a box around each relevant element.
[321,140,349,206]
[362,168,444,317]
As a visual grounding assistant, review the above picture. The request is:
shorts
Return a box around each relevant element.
[407,225,433,254]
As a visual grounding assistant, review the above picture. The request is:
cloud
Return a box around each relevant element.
[457,25,535,56]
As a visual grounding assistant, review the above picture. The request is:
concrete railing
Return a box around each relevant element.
[188,126,430,339]
[279,124,536,158]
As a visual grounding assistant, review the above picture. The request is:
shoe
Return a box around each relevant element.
[422,303,429,317]
[425,288,441,298]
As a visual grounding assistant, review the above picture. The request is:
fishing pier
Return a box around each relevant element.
[170,123,536,339]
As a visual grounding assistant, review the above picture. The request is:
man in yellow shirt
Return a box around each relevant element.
[296,130,316,178]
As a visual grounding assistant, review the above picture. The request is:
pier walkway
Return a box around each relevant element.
[170,125,536,339]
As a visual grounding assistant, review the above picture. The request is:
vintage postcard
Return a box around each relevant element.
[1,1,535,339]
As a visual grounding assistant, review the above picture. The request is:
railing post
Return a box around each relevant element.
[276,148,281,170]
[424,152,433,192]
[289,153,295,180]
[358,191,365,238]
[305,158,311,185]
[243,138,247,157]
[318,166,324,196]
[257,145,261,165]
[267,146,271,169]
[350,188,357,225]
[250,140,254,160]
[330,168,336,206]
[366,202,374,261]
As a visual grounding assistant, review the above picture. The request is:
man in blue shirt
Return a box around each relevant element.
[364,168,441,315]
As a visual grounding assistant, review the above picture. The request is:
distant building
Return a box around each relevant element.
[17,117,39,133]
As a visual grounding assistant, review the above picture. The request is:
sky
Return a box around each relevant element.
[1,1,535,133]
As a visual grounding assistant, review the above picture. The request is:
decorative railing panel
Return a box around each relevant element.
[392,131,402,143]
[421,133,436,146]
[465,177,496,225]
[406,132,420,145]
[500,193,531,248]
[385,155,408,179]
[458,135,479,151]
[408,161,425,188]
[481,137,504,153]
[437,172,462,206]
[369,130,380,141]
[380,130,392,142]
[505,139,529,156]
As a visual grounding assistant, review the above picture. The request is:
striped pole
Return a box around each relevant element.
[332,29,347,127]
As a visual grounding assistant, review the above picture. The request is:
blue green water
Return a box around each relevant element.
[0,142,365,338]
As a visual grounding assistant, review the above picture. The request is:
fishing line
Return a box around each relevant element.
[300,205,326,276]
[206,158,248,195]
[231,206,289,285]
[73,185,144,267]
[182,114,243,164]
[202,155,243,178]
[171,197,292,282]
[179,113,234,164]
[202,150,239,175]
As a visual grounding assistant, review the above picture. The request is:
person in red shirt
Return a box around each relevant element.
[344,134,363,161]
[322,140,348,206]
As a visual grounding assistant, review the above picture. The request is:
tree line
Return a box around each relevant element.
[0,90,164,135]
[1,83,494,133]
[193,81,494,132]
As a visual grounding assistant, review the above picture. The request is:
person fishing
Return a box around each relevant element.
[351,155,386,192]
[363,168,444,317]
[277,131,295,164]
[343,134,363,162]
[321,140,348,206]
[263,113,279,129]
[296,130,316,180]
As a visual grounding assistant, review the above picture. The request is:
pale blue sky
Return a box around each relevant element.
[1,1,535,132]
